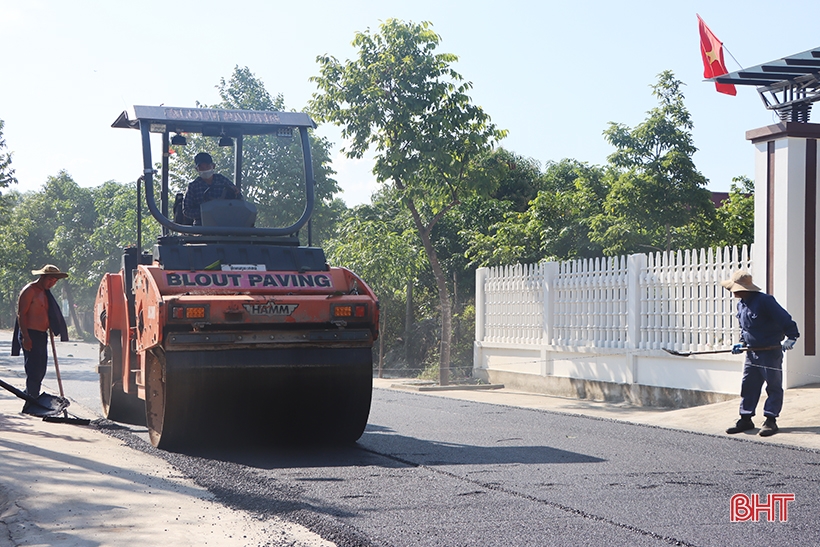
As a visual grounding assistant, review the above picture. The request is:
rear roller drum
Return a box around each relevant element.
[144,347,374,449]
[98,335,145,426]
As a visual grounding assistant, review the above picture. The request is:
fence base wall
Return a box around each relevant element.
[474,342,743,409]
[475,368,739,408]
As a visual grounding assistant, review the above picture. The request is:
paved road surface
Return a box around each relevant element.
[141,387,818,547]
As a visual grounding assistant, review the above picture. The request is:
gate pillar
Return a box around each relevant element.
[747,122,820,388]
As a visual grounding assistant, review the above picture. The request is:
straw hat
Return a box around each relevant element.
[720,270,760,293]
[31,264,68,279]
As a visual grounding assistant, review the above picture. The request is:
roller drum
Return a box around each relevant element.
[144,346,373,450]
[98,334,146,426]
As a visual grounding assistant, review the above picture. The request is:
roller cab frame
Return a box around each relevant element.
[93,106,379,449]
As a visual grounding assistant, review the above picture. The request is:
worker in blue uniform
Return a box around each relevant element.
[722,270,799,437]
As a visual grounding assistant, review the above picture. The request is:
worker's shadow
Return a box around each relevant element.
[775,426,820,435]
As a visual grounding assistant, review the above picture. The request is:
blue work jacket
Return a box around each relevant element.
[737,292,799,348]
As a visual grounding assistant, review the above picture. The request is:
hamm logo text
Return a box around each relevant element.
[243,303,299,316]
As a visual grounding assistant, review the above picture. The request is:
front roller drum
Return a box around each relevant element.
[144,346,373,450]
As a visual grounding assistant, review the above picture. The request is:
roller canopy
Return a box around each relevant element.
[112,105,317,138]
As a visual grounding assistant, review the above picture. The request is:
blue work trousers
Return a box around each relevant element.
[739,348,783,418]
[19,329,49,398]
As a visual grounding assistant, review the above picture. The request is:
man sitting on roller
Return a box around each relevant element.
[182,152,242,226]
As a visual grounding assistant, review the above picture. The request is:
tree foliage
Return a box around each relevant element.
[89,179,160,276]
[325,203,424,302]
[590,71,717,254]
[465,71,752,268]
[0,191,29,326]
[311,19,506,384]
[714,175,754,248]
[324,200,425,369]
[0,173,159,332]
[465,159,608,266]
[0,119,17,190]
[324,189,489,378]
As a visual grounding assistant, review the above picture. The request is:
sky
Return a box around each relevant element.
[1,0,818,207]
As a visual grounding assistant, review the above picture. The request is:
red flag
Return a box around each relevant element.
[697,14,736,96]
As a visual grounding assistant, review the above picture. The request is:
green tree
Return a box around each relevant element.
[168,66,342,245]
[0,119,21,325]
[89,179,161,278]
[42,172,98,335]
[9,173,102,336]
[465,159,607,266]
[538,161,609,260]
[0,119,17,190]
[715,175,754,248]
[0,191,29,327]
[311,19,506,384]
[477,148,544,212]
[0,184,65,329]
[0,176,158,334]
[323,201,426,376]
[456,148,546,267]
[590,71,717,255]
[12,193,58,273]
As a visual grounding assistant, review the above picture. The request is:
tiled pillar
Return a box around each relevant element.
[747,122,820,388]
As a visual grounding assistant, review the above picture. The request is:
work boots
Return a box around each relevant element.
[726,416,755,434]
[759,416,779,437]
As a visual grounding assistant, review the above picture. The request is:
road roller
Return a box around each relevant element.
[93,105,378,450]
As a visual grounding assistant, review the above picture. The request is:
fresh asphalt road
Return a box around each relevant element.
[3,337,820,546]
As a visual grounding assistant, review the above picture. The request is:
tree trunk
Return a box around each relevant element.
[404,281,413,365]
[63,283,85,338]
[452,270,459,315]
[434,262,452,386]
[405,197,453,385]
[416,226,451,385]
[378,311,385,378]
[1,291,9,329]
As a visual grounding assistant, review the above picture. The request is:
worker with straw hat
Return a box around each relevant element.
[11,265,70,413]
[720,270,799,437]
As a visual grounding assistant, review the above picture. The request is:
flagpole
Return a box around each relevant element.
[722,45,743,71]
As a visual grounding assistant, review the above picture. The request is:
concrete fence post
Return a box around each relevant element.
[475,267,488,343]
[542,261,559,345]
[626,253,646,350]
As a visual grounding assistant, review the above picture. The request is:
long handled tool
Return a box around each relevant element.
[662,345,782,357]
[44,330,90,425]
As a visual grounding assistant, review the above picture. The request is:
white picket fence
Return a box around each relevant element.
[474,246,753,396]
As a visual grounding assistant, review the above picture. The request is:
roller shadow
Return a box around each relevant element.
[174,422,606,470]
